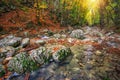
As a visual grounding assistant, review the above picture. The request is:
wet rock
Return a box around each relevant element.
[7,72,20,80]
[61,34,67,38]
[0,46,15,59]
[95,50,102,56]
[21,38,30,48]
[48,45,71,62]
[29,47,52,64]
[0,64,5,77]
[0,35,13,47]
[6,37,22,47]
[30,62,58,80]
[31,69,50,80]
[6,46,15,57]
[35,40,46,46]
[50,73,66,80]
[0,35,22,47]
[70,29,84,39]
[8,52,38,74]
[53,34,61,39]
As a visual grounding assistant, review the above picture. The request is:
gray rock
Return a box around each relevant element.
[70,29,84,39]
[6,46,15,57]
[6,37,22,47]
[29,62,58,80]
[21,38,30,48]
[53,34,61,38]
[0,35,14,47]
[48,45,71,62]
[29,47,52,64]
[0,46,15,58]
[61,34,67,38]
[35,40,46,46]
[0,35,22,47]
[8,52,38,74]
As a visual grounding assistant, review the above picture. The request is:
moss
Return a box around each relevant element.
[8,52,39,74]
[58,48,71,61]
[0,64,5,77]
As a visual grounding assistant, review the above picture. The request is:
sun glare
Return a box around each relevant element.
[86,0,100,25]
[91,0,96,2]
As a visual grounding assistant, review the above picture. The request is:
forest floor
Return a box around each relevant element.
[0,9,120,80]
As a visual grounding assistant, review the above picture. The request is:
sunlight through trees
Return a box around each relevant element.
[0,0,120,27]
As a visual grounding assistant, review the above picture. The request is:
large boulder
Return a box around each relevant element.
[70,29,85,39]
[8,52,38,74]
[21,38,30,48]
[0,35,22,47]
[29,47,52,64]
[0,35,14,47]
[47,45,71,62]
[6,37,22,47]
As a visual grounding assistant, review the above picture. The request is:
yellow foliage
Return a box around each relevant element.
[34,2,47,9]
[34,3,37,8]
[85,0,100,25]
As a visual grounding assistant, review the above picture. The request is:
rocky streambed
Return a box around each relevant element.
[0,26,120,80]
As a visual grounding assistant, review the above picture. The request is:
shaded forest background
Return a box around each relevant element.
[0,0,120,29]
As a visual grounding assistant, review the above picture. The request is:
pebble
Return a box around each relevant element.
[95,50,102,56]
[35,40,46,46]
[21,38,30,48]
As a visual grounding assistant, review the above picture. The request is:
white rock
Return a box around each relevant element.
[35,40,46,45]
[21,38,30,47]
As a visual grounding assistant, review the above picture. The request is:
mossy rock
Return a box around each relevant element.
[8,52,38,74]
[48,45,71,62]
[29,47,52,64]
[70,29,85,39]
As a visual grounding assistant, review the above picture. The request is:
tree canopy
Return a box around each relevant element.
[0,0,120,27]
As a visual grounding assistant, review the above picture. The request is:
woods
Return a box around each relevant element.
[0,0,120,80]
[0,0,120,27]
